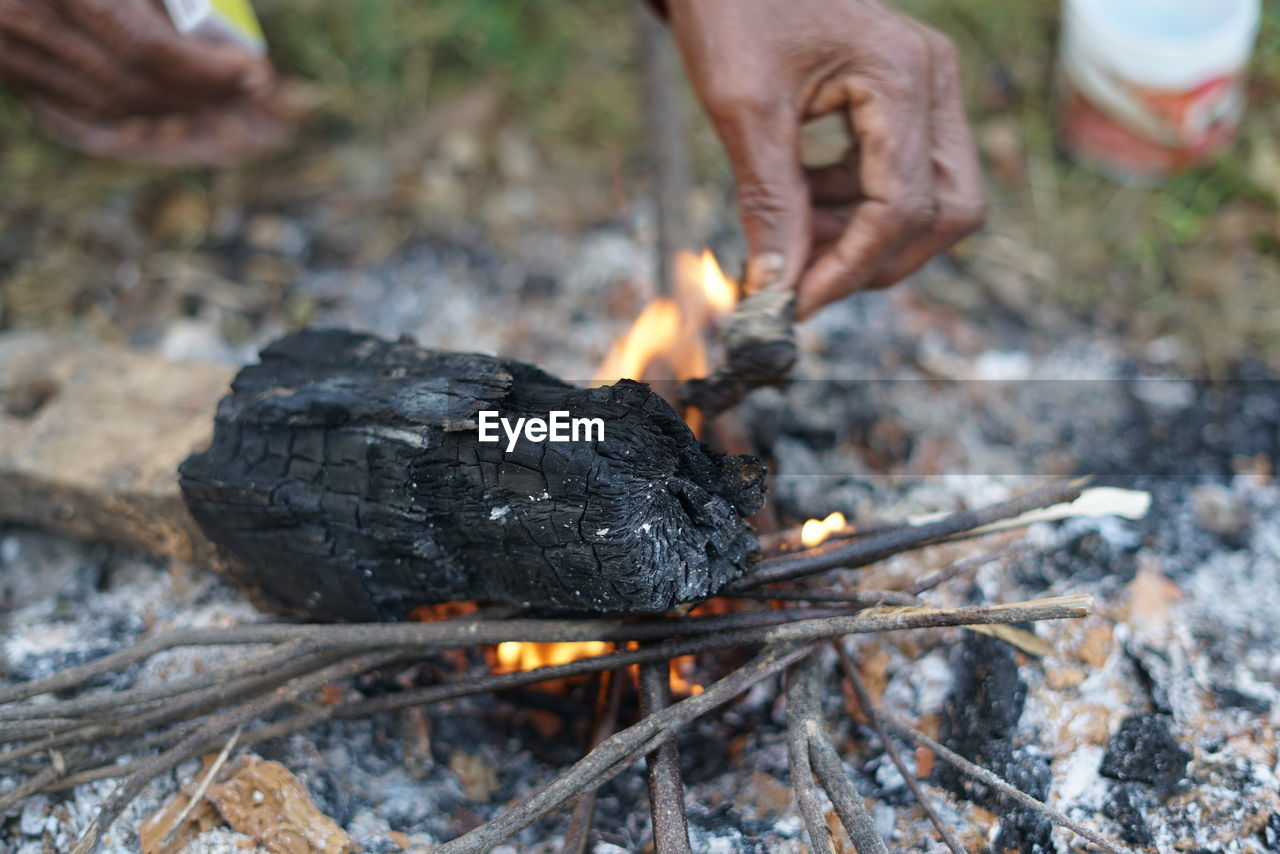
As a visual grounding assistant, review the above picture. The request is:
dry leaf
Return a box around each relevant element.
[1126,561,1183,629]
[448,749,500,803]
[1077,621,1113,669]
[205,756,355,854]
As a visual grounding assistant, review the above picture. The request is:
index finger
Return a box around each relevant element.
[795,69,937,319]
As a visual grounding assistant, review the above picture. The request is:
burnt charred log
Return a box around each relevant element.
[179,329,766,621]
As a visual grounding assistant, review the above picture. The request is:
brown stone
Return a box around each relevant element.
[0,332,230,566]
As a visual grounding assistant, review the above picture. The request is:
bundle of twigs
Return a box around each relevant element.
[0,480,1136,853]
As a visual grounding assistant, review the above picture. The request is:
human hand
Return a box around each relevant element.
[0,0,297,165]
[666,0,986,318]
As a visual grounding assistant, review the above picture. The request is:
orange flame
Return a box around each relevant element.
[493,252,737,683]
[492,640,611,673]
[593,249,737,388]
[669,655,704,696]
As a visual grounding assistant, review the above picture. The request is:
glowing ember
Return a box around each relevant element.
[492,640,611,673]
[801,511,848,548]
[668,654,704,696]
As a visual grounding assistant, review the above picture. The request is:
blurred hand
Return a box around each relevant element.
[666,0,986,318]
[0,0,297,165]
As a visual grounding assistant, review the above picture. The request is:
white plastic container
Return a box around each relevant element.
[1057,0,1261,182]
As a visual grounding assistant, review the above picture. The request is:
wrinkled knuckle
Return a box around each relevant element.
[735,180,791,224]
[704,76,785,121]
[895,30,933,73]
[884,196,936,239]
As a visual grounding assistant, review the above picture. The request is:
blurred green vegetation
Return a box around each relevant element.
[1,0,1278,371]
[256,0,638,147]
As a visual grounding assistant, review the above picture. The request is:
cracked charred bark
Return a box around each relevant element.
[179,330,766,620]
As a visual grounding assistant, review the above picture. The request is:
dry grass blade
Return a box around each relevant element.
[157,725,241,848]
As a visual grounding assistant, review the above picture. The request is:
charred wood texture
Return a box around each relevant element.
[179,330,766,620]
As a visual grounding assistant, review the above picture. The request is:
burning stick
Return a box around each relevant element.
[681,288,798,418]
[731,479,1091,590]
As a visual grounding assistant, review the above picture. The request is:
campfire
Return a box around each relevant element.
[0,252,1153,854]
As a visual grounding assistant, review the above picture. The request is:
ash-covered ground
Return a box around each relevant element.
[3,224,1279,853]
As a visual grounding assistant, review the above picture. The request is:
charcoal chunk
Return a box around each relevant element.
[936,632,1053,852]
[180,329,766,620]
[1100,712,1190,794]
[1103,782,1156,847]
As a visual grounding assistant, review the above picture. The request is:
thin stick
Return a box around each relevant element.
[732,480,1084,590]
[730,589,920,607]
[22,593,1091,829]
[1,648,349,763]
[639,658,693,854]
[785,653,836,854]
[787,653,887,854]
[23,596,1091,761]
[29,597,1086,798]
[0,607,857,706]
[434,645,816,854]
[561,670,626,854]
[906,543,1035,596]
[0,747,89,814]
[874,708,1132,854]
[833,644,965,854]
[69,650,407,854]
[268,596,1094,726]
[158,725,242,847]
[0,640,315,723]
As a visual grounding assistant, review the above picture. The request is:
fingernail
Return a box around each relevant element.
[745,252,786,294]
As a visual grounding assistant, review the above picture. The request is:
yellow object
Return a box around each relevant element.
[164,0,267,55]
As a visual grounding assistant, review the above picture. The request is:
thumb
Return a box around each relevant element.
[716,107,810,295]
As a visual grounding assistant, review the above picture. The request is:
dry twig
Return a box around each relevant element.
[639,658,693,854]
[0,480,1129,853]
[786,651,888,854]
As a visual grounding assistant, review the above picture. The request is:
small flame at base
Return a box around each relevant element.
[801,511,848,548]
[493,641,611,673]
